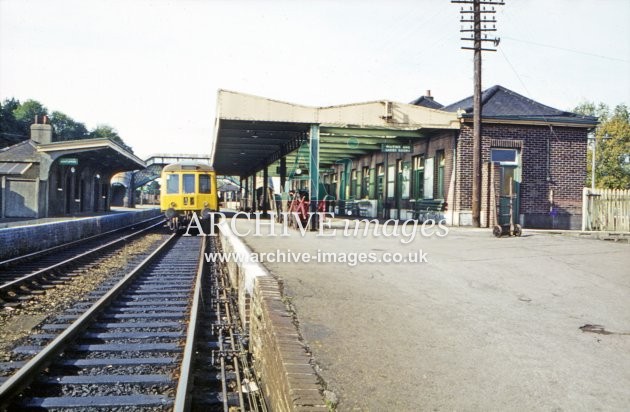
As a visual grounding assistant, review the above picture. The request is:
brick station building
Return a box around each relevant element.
[319,86,598,229]
[213,86,598,230]
[410,85,598,229]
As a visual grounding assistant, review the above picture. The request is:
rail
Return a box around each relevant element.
[0,218,164,300]
[0,232,178,408]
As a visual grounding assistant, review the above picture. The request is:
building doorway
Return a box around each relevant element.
[65,172,73,214]
[492,148,521,222]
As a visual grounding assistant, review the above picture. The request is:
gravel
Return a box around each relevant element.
[0,233,167,364]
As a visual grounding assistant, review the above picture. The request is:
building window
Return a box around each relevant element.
[341,169,348,199]
[387,164,395,199]
[491,148,518,165]
[369,168,376,198]
[199,174,211,194]
[412,155,424,199]
[436,150,445,199]
[166,174,179,194]
[377,164,384,199]
[362,166,370,198]
[401,161,410,200]
[350,169,357,198]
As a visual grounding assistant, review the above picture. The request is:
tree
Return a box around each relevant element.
[0,97,135,153]
[49,111,89,141]
[147,180,160,193]
[575,102,630,189]
[89,124,134,153]
[0,98,26,144]
[12,99,48,137]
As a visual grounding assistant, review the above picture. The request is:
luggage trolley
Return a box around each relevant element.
[492,176,522,238]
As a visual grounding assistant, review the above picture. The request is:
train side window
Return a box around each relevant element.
[199,174,211,194]
[166,174,179,194]
[183,174,195,194]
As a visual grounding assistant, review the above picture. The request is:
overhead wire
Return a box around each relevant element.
[502,36,629,63]
[498,46,563,143]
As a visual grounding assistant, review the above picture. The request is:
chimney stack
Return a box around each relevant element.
[30,115,53,145]
[425,90,434,101]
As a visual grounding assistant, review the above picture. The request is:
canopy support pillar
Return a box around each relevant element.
[309,124,320,229]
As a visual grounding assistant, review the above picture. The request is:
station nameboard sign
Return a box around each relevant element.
[381,144,411,153]
[59,158,79,166]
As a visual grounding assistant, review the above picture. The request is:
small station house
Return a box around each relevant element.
[0,117,144,219]
[211,86,598,230]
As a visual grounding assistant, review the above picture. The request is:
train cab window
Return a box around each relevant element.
[166,174,180,194]
[199,174,211,194]
[183,174,195,194]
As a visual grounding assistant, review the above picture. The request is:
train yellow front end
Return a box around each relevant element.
[160,162,218,229]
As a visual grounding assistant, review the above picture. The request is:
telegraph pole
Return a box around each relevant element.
[452,0,504,227]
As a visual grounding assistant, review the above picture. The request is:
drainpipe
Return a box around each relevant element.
[0,176,5,219]
[263,166,269,215]
[546,128,551,183]
[451,146,457,226]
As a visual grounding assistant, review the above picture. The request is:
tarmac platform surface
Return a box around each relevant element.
[233,218,630,411]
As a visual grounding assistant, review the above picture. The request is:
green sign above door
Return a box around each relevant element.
[381,144,411,153]
[59,158,79,166]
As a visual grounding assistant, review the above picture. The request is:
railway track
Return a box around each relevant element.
[0,216,164,307]
[0,234,265,411]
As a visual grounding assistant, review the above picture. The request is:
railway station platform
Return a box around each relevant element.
[228,217,630,410]
[0,206,160,260]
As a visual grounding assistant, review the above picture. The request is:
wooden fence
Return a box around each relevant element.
[582,188,630,232]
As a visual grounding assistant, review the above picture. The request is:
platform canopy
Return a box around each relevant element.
[38,138,145,172]
[211,90,459,177]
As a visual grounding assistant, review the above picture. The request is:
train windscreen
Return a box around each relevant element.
[166,174,179,194]
[183,174,195,194]
[199,174,211,194]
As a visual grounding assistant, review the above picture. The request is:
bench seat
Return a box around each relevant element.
[407,199,447,222]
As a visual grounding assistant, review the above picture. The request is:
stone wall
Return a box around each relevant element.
[218,226,327,411]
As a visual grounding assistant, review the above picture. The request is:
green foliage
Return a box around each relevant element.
[89,124,134,153]
[575,102,630,189]
[50,111,89,141]
[12,99,48,123]
[88,124,120,139]
[12,99,48,137]
[0,98,25,142]
[0,98,49,141]
[147,180,160,192]
[0,98,134,154]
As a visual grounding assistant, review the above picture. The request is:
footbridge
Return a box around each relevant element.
[111,153,212,207]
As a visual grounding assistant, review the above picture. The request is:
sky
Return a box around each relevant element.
[1,0,629,159]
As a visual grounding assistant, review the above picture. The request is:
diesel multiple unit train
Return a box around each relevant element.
[160,162,218,229]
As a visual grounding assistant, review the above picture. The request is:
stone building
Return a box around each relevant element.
[0,117,144,218]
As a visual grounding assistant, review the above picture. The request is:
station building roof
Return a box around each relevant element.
[211,90,459,176]
[0,138,145,177]
[40,138,145,171]
[440,85,598,127]
[409,95,444,110]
